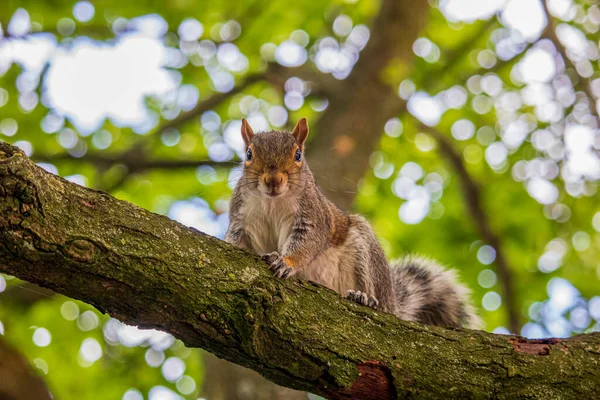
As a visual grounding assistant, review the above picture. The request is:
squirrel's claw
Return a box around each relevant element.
[346,290,379,310]
[262,252,295,279]
[261,252,280,265]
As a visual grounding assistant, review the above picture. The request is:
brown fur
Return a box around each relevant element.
[226,118,480,328]
[330,208,351,247]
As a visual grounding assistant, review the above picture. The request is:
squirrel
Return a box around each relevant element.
[226,118,480,329]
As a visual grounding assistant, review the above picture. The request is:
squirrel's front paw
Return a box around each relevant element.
[261,252,295,279]
[346,290,379,310]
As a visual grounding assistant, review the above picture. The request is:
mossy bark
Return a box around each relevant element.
[1,141,599,399]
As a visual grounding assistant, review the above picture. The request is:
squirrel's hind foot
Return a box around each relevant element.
[262,252,295,279]
[346,290,379,310]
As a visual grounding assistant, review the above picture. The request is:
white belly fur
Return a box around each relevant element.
[241,194,357,296]
[241,194,297,255]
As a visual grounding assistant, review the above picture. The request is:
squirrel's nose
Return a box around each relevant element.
[265,175,282,187]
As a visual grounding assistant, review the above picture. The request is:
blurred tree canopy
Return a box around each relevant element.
[0,0,599,398]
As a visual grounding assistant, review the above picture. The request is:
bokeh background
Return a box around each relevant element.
[1,0,599,399]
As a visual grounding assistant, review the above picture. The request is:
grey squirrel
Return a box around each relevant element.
[226,118,480,329]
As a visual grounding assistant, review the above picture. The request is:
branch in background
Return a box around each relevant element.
[264,62,342,96]
[33,152,232,192]
[105,61,337,159]
[34,152,229,172]
[0,24,112,39]
[155,62,339,139]
[424,125,521,334]
[0,336,52,400]
[30,60,339,192]
[32,73,262,191]
[3,143,600,399]
[427,18,499,88]
[1,281,56,307]
[154,72,266,137]
[118,71,266,168]
[0,22,180,40]
[541,0,599,120]
[98,172,129,193]
[131,72,266,153]
[468,41,534,83]
[32,62,335,177]
[421,5,600,332]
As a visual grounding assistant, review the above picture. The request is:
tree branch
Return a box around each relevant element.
[541,0,598,120]
[424,125,521,334]
[2,141,600,399]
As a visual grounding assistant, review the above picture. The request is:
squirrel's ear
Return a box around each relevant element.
[292,118,309,148]
[241,118,255,147]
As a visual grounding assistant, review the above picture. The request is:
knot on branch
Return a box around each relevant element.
[509,337,561,356]
[0,156,43,224]
[326,361,397,400]
[64,239,97,263]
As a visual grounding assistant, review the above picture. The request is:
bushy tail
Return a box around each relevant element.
[390,256,482,329]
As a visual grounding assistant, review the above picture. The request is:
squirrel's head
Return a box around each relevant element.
[239,118,309,198]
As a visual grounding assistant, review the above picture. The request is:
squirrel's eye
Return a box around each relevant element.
[246,148,253,161]
[295,149,302,161]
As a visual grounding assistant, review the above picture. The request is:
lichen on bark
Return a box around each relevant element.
[1,140,600,400]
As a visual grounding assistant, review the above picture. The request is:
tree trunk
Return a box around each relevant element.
[1,141,599,399]
[202,352,307,400]
[304,0,429,210]
[0,336,52,400]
